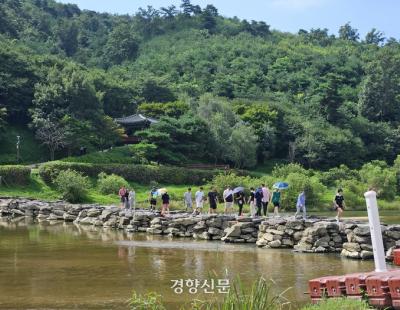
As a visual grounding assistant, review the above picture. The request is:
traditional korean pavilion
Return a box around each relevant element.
[115,114,158,144]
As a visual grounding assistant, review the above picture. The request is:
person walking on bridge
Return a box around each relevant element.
[333,188,346,223]
[295,190,306,219]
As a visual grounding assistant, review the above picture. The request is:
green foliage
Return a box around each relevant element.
[129,291,166,310]
[272,163,309,179]
[39,161,217,185]
[97,172,128,195]
[138,101,189,118]
[1,0,400,171]
[0,125,47,164]
[319,164,359,187]
[54,169,90,202]
[104,22,140,65]
[129,277,288,310]
[358,161,397,200]
[209,173,256,196]
[228,124,258,168]
[0,165,31,186]
[63,146,141,164]
[300,298,370,310]
[191,277,289,310]
[137,114,214,164]
[281,173,327,210]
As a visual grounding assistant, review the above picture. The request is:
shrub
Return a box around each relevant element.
[97,172,128,195]
[39,161,217,185]
[62,146,140,164]
[319,164,360,187]
[54,169,90,203]
[0,165,31,185]
[280,172,326,210]
[130,291,165,310]
[209,173,258,196]
[359,161,396,200]
[192,277,289,310]
[272,163,310,178]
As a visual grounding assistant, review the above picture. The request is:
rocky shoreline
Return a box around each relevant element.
[1,197,399,262]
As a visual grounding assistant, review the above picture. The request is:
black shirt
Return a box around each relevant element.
[335,194,344,207]
[250,191,255,202]
[208,191,217,206]
[161,193,170,204]
[236,192,245,205]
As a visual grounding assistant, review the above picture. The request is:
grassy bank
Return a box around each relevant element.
[128,277,371,310]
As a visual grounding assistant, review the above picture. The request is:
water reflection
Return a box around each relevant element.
[0,218,379,309]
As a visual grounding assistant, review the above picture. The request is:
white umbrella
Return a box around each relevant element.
[233,186,244,194]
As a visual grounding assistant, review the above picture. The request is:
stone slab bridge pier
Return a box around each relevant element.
[1,197,400,264]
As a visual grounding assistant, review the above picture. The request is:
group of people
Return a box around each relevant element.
[117,184,346,222]
[118,186,136,209]
[182,184,283,217]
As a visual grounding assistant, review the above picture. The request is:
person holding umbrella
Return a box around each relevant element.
[248,187,256,217]
[235,190,245,217]
[223,186,234,215]
[271,182,288,217]
[149,187,158,211]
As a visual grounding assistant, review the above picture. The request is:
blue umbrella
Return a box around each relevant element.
[273,182,289,190]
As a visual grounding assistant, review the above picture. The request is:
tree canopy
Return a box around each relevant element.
[1,0,400,168]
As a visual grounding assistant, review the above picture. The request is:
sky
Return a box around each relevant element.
[57,0,400,39]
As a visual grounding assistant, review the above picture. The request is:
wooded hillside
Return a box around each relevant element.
[1,0,400,168]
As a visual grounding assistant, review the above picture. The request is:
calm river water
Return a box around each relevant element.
[0,214,396,309]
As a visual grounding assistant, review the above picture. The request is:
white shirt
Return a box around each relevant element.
[195,191,204,202]
[184,191,192,203]
[223,189,233,201]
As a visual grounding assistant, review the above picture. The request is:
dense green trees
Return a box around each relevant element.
[1,0,400,169]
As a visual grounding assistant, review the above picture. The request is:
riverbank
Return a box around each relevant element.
[1,197,400,262]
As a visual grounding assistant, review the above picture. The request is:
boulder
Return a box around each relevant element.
[262,233,274,242]
[146,228,162,234]
[206,217,222,228]
[286,220,304,230]
[63,213,77,222]
[282,238,294,247]
[343,242,361,252]
[293,231,303,241]
[208,227,223,236]
[385,230,400,240]
[294,241,312,252]
[314,246,327,253]
[269,240,282,248]
[360,250,374,260]
[224,225,242,237]
[241,227,256,234]
[79,217,94,225]
[353,225,370,236]
[256,239,268,247]
[265,229,285,236]
[353,235,371,244]
[341,249,360,259]
[360,244,373,251]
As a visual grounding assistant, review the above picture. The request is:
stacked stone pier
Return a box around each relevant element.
[1,197,400,262]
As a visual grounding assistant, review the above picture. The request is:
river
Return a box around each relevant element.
[0,215,390,309]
